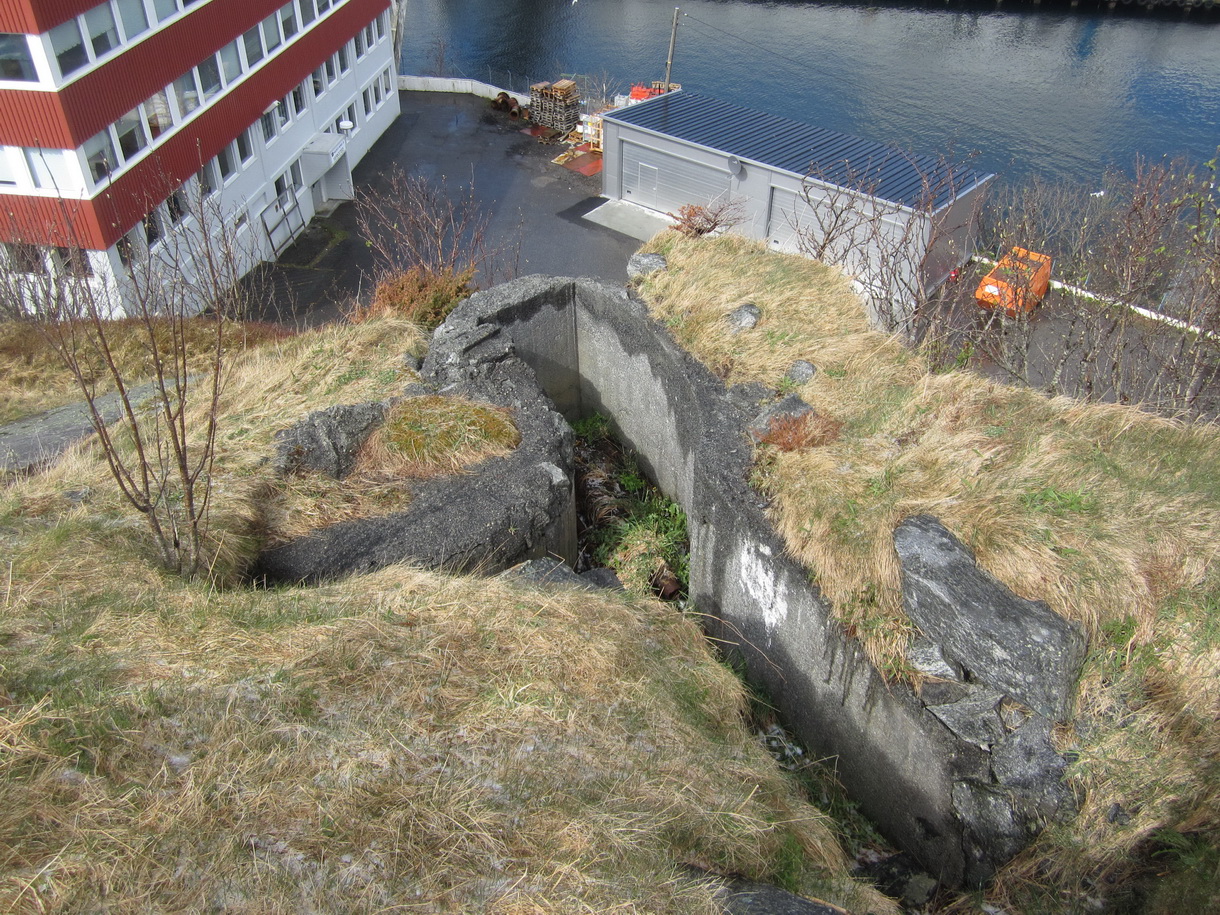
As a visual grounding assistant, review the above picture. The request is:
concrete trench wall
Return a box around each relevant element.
[436,275,1042,886]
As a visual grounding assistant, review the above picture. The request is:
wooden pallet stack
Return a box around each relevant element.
[529,79,582,132]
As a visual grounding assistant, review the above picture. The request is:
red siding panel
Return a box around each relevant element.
[0,88,72,147]
[0,0,393,248]
[0,0,391,145]
[0,0,102,32]
[0,193,107,249]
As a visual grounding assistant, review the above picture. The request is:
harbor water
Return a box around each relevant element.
[398,0,1220,185]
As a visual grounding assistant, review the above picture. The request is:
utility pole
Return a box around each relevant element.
[664,7,679,92]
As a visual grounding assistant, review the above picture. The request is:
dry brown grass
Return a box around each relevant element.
[0,318,290,425]
[0,516,890,913]
[0,314,890,913]
[637,230,1220,910]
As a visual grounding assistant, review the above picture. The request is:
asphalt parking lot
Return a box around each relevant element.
[259,91,660,327]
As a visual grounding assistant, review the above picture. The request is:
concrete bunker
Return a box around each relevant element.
[254,274,1084,887]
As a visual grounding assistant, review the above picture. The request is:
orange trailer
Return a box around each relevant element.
[975,247,1053,316]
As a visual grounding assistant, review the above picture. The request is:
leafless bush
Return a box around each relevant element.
[667,199,746,238]
[789,152,985,336]
[351,168,516,324]
[1,174,256,576]
[921,153,1220,419]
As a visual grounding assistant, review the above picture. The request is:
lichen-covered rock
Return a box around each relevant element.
[784,360,817,386]
[726,302,761,333]
[627,252,668,279]
[894,515,1087,719]
[748,394,814,442]
[272,401,388,479]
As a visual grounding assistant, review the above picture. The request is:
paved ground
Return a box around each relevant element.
[257,90,666,327]
[3,91,667,469]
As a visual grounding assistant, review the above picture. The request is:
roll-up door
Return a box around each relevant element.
[767,186,810,255]
[621,141,730,214]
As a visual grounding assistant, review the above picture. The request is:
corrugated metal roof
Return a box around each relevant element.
[604,92,993,211]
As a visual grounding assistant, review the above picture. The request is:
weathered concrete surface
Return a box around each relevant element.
[272,401,388,479]
[251,323,575,585]
[894,515,1088,719]
[436,275,1083,886]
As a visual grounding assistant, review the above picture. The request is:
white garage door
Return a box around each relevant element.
[767,186,811,255]
[621,142,731,215]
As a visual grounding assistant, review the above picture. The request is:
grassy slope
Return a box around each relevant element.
[636,231,1220,912]
[0,317,890,913]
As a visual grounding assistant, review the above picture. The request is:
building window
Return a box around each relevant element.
[354,29,366,58]
[198,162,216,196]
[300,0,317,27]
[336,44,349,73]
[362,87,372,117]
[0,34,37,81]
[219,40,242,84]
[49,19,88,77]
[7,243,45,275]
[290,82,306,116]
[116,0,149,40]
[25,148,73,190]
[144,208,163,247]
[144,89,173,138]
[115,107,147,160]
[84,5,120,58]
[167,188,189,225]
[375,11,387,39]
[0,150,16,186]
[55,247,92,278]
[235,128,253,163]
[261,14,281,54]
[197,55,222,101]
[334,103,356,134]
[260,111,277,144]
[152,0,178,23]
[216,145,234,180]
[116,232,134,267]
[84,130,116,183]
[317,0,332,13]
[172,71,199,117]
[275,97,290,129]
[242,26,263,66]
[279,3,298,40]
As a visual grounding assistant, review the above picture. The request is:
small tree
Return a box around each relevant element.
[789,151,985,337]
[350,167,513,327]
[921,154,1220,419]
[667,198,745,238]
[1,171,256,576]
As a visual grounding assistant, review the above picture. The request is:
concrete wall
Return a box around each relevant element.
[444,276,1046,886]
[398,75,528,107]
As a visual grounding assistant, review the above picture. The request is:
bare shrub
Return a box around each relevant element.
[0,174,257,577]
[667,199,746,238]
[756,412,843,451]
[789,151,987,336]
[351,168,515,326]
[351,265,473,329]
[920,153,1220,419]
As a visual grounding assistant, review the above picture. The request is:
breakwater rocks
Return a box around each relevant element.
[255,275,1086,886]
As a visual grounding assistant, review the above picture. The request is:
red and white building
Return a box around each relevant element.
[0,0,400,313]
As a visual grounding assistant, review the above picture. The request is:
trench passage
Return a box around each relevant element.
[570,415,689,603]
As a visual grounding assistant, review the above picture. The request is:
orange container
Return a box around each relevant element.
[975,247,1052,316]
